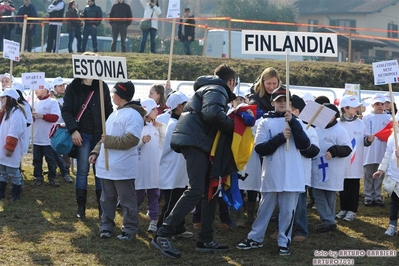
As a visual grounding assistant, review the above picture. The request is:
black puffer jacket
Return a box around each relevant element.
[62,78,113,144]
[170,76,235,153]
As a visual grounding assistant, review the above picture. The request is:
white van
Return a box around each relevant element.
[204,30,317,61]
[32,33,131,53]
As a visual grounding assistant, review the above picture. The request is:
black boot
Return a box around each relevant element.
[96,189,102,219]
[76,189,87,219]
[11,185,22,201]
[0,181,7,199]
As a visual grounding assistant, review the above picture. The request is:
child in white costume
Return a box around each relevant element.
[157,91,193,236]
[290,95,320,241]
[311,103,352,233]
[363,93,391,206]
[136,98,164,233]
[373,113,399,236]
[32,82,61,187]
[90,81,146,241]
[337,95,374,222]
[0,88,27,200]
[237,87,311,255]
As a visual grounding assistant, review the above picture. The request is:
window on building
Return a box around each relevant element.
[308,19,318,32]
[330,19,356,32]
[388,23,398,38]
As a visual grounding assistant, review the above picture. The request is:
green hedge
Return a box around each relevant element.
[1,53,398,92]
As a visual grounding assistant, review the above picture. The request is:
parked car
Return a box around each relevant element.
[32,34,132,53]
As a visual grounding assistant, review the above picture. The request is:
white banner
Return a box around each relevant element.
[372,60,399,85]
[21,72,45,90]
[242,30,338,57]
[72,55,127,81]
[3,39,20,62]
[166,0,180,18]
[343,83,360,98]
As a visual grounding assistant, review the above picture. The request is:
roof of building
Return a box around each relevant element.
[295,0,399,14]
[315,27,387,49]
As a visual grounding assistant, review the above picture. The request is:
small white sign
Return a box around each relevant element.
[242,30,338,57]
[372,60,399,85]
[21,72,45,90]
[3,39,20,62]
[166,0,180,18]
[299,101,337,129]
[72,55,127,82]
[343,83,360,98]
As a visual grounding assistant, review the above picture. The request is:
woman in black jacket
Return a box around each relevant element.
[62,63,113,219]
[248,67,281,113]
[65,0,83,53]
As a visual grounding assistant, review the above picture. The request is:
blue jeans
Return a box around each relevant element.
[75,133,101,190]
[313,188,336,226]
[82,26,98,52]
[68,29,82,53]
[0,165,23,186]
[139,28,157,53]
[294,190,308,237]
[33,145,57,181]
[54,151,68,177]
[183,40,192,55]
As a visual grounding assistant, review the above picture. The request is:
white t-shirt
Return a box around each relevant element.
[339,118,368,179]
[255,116,305,193]
[158,117,188,189]
[96,107,144,180]
[0,107,27,168]
[135,121,162,190]
[33,97,61,146]
[311,123,351,191]
[363,112,390,165]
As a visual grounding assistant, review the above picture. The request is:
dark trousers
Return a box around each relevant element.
[339,179,360,212]
[139,28,157,53]
[33,144,57,181]
[0,27,11,51]
[157,188,187,234]
[46,24,61,53]
[240,189,259,203]
[82,25,98,52]
[157,147,215,243]
[192,196,232,225]
[111,24,128,52]
[390,191,399,223]
[68,29,82,53]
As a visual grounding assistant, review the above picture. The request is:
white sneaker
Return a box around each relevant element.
[343,211,356,222]
[335,210,347,219]
[385,224,397,236]
[147,220,158,233]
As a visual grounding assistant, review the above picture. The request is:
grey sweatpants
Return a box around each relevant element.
[364,164,384,201]
[99,178,139,236]
[248,191,299,248]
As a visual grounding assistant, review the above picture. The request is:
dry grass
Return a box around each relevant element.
[0,154,398,265]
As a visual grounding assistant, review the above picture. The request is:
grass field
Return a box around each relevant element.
[0,154,398,266]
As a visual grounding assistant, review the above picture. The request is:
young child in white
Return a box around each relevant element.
[290,95,320,241]
[0,72,13,90]
[232,89,261,227]
[237,86,311,255]
[136,98,164,233]
[363,93,391,206]
[311,103,352,233]
[373,112,399,236]
[89,81,146,241]
[32,82,61,187]
[336,95,374,222]
[157,91,193,237]
[0,88,27,200]
[12,82,33,155]
[50,77,73,183]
